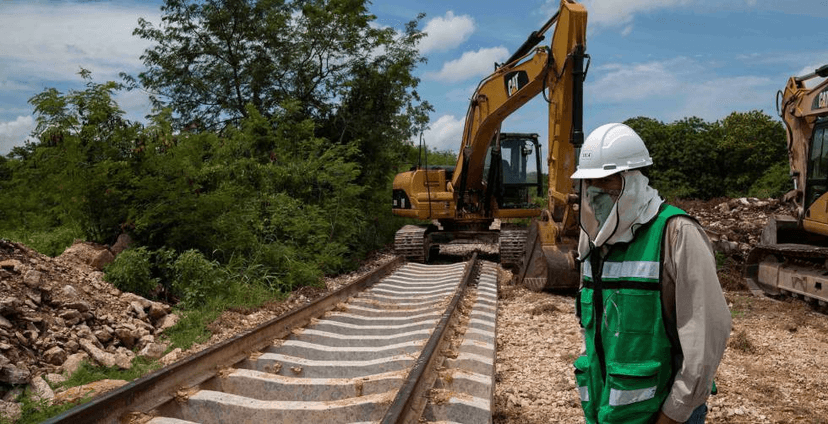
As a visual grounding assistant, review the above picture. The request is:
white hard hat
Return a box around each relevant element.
[571,123,653,179]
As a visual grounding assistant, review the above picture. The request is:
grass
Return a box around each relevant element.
[0,224,83,257]
[0,390,91,424]
[60,358,161,389]
[164,275,279,350]
[0,358,160,424]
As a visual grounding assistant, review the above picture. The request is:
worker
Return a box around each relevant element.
[570,123,731,424]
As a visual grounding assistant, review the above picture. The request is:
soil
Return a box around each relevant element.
[2,196,827,423]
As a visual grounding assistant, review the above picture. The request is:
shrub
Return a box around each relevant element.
[748,160,792,199]
[104,246,157,297]
[171,249,221,308]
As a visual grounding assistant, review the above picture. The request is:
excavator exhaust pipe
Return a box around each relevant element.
[516,215,580,291]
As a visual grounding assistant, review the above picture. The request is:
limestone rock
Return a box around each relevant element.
[0,259,23,272]
[0,297,21,316]
[23,270,44,288]
[43,346,68,366]
[159,348,182,366]
[30,374,55,403]
[54,379,127,404]
[79,339,116,368]
[0,399,21,423]
[138,342,167,360]
[62,352,89,375]
[155,313,180,332]
[0,364,30,385]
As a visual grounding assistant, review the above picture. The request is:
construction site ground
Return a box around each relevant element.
[2,197,827,423]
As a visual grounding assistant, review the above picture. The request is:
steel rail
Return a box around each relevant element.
[43,257,403,424]
[381,252,478,424]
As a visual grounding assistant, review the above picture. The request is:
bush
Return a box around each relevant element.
[104,246,157,297]
[171,249,221,308]
[748,160,792,199]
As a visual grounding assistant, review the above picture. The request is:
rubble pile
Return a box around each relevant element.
[0,239,179,419]
[675,197,796,258]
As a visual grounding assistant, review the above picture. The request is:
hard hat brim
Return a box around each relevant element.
[570,167,621,180]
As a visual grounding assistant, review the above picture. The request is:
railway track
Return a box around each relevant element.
[45,253,498,424]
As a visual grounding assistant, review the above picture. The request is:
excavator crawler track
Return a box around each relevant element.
[395,225,428,263]
[499,228,527,269]
[745,243,828,307]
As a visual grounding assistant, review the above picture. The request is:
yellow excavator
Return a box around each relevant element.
[744,63,828,306]
[392,0,587,291]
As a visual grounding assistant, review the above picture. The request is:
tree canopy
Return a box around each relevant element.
[129,0,429,132]
[625,111,789,199]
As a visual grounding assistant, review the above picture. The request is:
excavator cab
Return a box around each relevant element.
[805,120,828,215]
[483,133,543,210]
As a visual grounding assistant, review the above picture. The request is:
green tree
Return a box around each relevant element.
[24,71,142,243]
[129,0,428,131]
[718,110,787,196]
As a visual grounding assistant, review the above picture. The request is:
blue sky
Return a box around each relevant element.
[1,0,826,157]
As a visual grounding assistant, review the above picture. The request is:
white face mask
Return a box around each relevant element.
[585,185,617,230]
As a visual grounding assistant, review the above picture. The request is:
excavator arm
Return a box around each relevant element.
[452,0,588,224]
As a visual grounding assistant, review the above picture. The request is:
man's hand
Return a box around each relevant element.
[654,411,681,424]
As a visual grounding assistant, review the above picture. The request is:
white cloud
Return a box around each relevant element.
[578,0,692,27]
[586,57,776,122]
[589,58,693,102]
[423,115,464,153]
[425,47,509,83]
[674,75,775,121]
[114,89,154,123]
[0,3,159,84]
[541,0,692,35]
[418,11,475,54]
[0,116,35,156]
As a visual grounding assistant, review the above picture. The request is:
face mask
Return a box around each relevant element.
[586,185,616,229]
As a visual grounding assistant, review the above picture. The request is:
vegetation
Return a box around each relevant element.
[625,111,789,200]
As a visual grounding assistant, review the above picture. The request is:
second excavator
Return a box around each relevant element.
[744,63,828,307]
[391,0,588,290]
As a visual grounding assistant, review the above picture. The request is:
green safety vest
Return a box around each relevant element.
[574,204,685,424]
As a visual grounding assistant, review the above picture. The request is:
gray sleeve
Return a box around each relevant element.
[661,217,732,421]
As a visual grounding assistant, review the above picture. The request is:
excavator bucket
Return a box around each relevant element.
[516,219,580,291]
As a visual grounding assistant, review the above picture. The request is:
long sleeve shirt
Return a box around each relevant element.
[659,216,731,421]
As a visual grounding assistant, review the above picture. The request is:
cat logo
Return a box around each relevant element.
[504,71,529,97]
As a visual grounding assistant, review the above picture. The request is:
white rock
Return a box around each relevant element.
[30,375,55,403]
